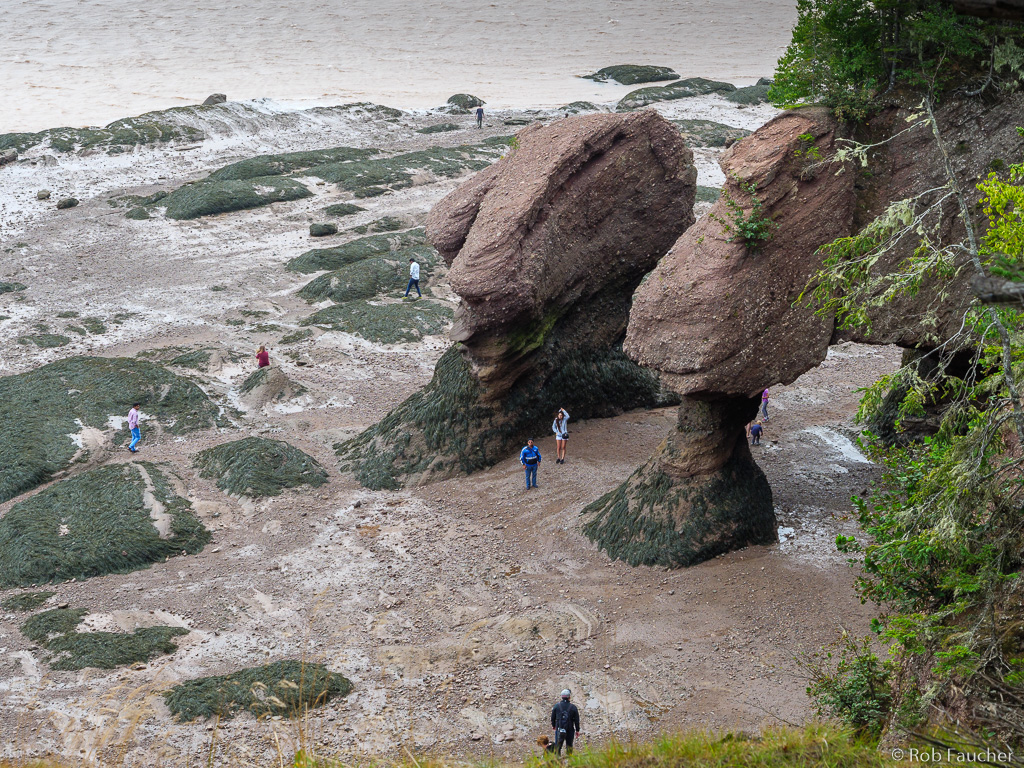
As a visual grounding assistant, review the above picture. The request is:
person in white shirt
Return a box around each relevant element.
[405,257,421,298]
[552,407,570,464]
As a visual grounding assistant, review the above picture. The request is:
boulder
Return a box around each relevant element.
[36,189,51,200]
[309,222,338,237]
[583,65,679,85]
[0,149,16,167]
[446,94,485,112]
[201,93,227,106]
[56,197,79,210]
[616,78,737,111]
[337,110,697,489]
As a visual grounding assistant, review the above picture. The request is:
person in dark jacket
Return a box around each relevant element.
[550,689,580,755]
[520,439,541,489]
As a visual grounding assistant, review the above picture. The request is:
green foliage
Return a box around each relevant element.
[0,356,218,503]
[710,180,778,253]
[194,437,328,497]
[0,463,210,587]
[803,633,893,737]
[302,299,453,344]
[163,660,352,721]
[768,0,1018,117]
[1,591,54,612]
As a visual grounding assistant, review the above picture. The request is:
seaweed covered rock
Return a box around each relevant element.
[0,356,218,503]
[56,197,79,210]
[0,112,204,154]
[238,366,306,411]
[309,222,337,237]
[418,123,461,134]
[582,396,775,568]
[0,463,209,587]
[164,660,352,721]
[21,607,188,671]
[163,176,312,220]
[287,230,427,273]
[0,281,27,294]
[303,299,453,343]
[561,101,600,114]
[446,94,485,112]
[323,202,365,217]
[725,79,773,105]
[297,257,406,303]
[616,78,737,111]
[194,437,327,497]
[207,147,379,182]
[583,65,679,85]
[672,119,751,148]
[337,111,696,488]
[1,591,54,612]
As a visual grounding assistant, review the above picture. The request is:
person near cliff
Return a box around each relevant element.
[476,106,484,128]
[552,408,570,463]
[761,388,770,421]
[520,439,541,489]
[256,345,270,368]
[405,257,421,298]
[749,420,763,445]
[127,403,142,453]
[550,689,580,755]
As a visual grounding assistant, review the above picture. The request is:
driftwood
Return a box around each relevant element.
[952,0,1024,19]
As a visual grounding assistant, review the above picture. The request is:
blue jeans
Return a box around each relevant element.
[761,401,769,419]
[524,463,537,488]
[129,427,142,452]
[405,278,421,297]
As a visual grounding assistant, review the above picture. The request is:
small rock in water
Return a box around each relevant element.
[202,93,227,105]
[310,223,338,237]
[37,190,51,200]
[56,197,79,210]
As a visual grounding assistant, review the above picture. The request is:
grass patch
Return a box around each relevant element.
[163,660,353,721]
[287,229,427,273]
[303,300,453,344]
[194,437,328,497]
[0,463,210,587]
[1,591,54,612]
[0,356,218,503]
[162,176,312,220]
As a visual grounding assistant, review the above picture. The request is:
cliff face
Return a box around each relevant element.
[585,93,1024,568]
[337,111,697,489]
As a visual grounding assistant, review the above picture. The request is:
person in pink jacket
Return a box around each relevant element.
[127,403,142,453]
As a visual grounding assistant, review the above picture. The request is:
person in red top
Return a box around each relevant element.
[256,345,270,368]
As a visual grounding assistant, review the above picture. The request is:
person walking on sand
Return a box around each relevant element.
[748,420,763,446]
[405,257,421,298]
[552,407,570,464]
[256,345,270,368]
[127,402,142,453]
[476,105,484,128]
[550,689,580,756]
[520,439,541,489]
[761,388,770,421]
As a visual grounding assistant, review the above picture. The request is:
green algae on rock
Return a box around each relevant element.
[162,176,312,220]
[0,356,218,503]
[445,94,485,112]
[560,101,600,114]
[207,147,380,182]
[583,65,679,85]
[20,607,188,671]
[297,258,406,303]
[0,282,27,294]
[303,299,453,344]
[0,463,210,587]
[1,591,54,612]
[164,660,353,721]
[672,119,751,148]
[725,80,773,105]
[194,437,327,498]
[17,333,71,348]
[696,186,722,203]
[125,206,151,220]
[616,77,737,111]
[287,230,428,273]
[348,215,407,235]
[0,117,204,155]
[309,223,338,237]
[323,202,365,218]
[417,123,461,134]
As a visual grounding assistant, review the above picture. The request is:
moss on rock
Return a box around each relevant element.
[194,437,327,497]
[164,660,353,721]
[583,65,679,85]
[0,463,210,587]
[303,299,453,344]
[310,223,338,237]
[286,230,427,273]
[0,356,218,503]
[617,78,737,111]
[163,176,312,220]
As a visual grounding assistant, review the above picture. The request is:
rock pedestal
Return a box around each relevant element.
[337,111,698,489]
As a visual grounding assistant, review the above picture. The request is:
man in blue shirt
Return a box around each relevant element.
[520,439,541,489]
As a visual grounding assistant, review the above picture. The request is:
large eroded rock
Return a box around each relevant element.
[337,111,697,489]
